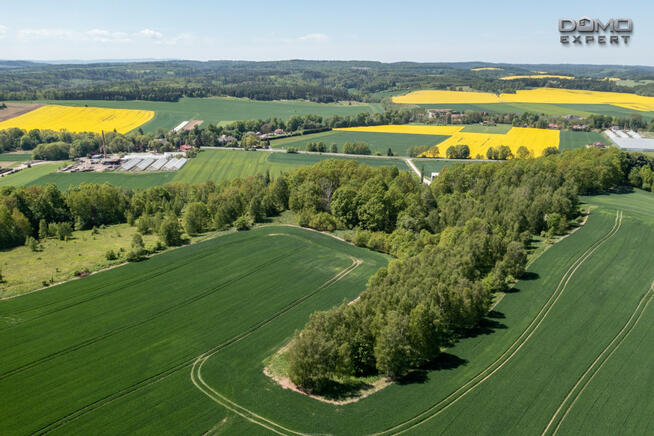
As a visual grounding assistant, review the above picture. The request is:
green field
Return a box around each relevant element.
[412,158,486,176]
[0,153,32,162]
[418,103,654,119]
[29,98,382,132]
[559,130,610,151]
[0,226,389,435]
[24,150,409,190]
[0,162,70,187]
[2,190,652,434]
[0,224,161,298]
[460,123,513,133]
[270,130,449,156]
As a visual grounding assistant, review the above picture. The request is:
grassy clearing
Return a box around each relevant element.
[27,98,381,132]
[0,226,388,435]
[0,224,161,298]
[0,162,69,187]
[270,130,449,156]
[29,171,175,190]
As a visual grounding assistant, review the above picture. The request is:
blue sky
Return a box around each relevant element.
[0,0,652,64]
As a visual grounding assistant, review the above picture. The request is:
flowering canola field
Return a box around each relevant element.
[0,105,154,134]
[336,125,559,158]
[392,87,654,112]
[499,75,574,80]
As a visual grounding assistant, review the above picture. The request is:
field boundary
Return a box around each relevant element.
[543,280,654,436]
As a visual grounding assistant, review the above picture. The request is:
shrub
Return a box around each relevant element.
[234,214,253,231]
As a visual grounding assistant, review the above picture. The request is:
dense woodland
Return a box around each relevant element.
[2,60,654,102]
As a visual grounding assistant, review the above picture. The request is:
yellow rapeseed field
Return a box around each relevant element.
[336,125,559,158]
[392,87,654,112]
[420,127,559,158]
[471,67,503,71]
[499,75,574,80]
[0,105,154,134]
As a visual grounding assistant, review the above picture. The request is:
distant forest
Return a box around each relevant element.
[1,60,654,102]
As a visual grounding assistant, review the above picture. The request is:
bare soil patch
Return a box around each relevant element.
[184,120,204,131]
[0,103,43,122]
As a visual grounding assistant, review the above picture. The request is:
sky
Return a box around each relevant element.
[0,0,652,65]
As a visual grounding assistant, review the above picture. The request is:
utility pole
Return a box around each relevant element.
[101,130,107,158]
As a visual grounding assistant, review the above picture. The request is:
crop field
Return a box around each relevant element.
[559,131,610,151]
[460,124,513,133]
[1,191,652,434]
[0,105,154,134]
[22,150,409,190]
[396,88,654,118]
[0,226,389,435]
[270,130,450,156]
[338,125,560,158]
[499,75,574,80]
[412,158,484,176]
[0,162,70,187]
[0,153,32,162]
[26,98,382,133]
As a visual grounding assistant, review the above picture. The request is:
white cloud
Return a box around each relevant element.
[0,25,7,39]
[298,33,329,42]
[137,28,164,40]
[18,28,77,41]
[86,29,130,43]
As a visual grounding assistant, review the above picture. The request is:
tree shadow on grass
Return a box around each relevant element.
[396,352,468,386]
[308,378,375,402]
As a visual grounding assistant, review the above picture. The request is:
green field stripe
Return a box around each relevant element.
[543,280,654,436]
[0,249,303,382]
[0,234,260,322]
[373,210,623,436]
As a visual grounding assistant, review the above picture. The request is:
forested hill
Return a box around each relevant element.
[2,60,654,102]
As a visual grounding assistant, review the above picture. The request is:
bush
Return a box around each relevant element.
[183,202,210,235]
[308,212,339,231]
[56,222,73,240]
[32,142,71,160]
[158,216,183,246]
[234,214,253,231]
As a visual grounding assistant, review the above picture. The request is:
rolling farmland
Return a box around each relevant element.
[25,98,382,132]
[22,149,410,190]
[397,88,654,119]
[0,105,154,134]
[1,190,652,434]
[0,226,389,435]
[334,125,560,158]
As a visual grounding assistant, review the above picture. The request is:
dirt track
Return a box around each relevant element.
[0,103,43,122]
